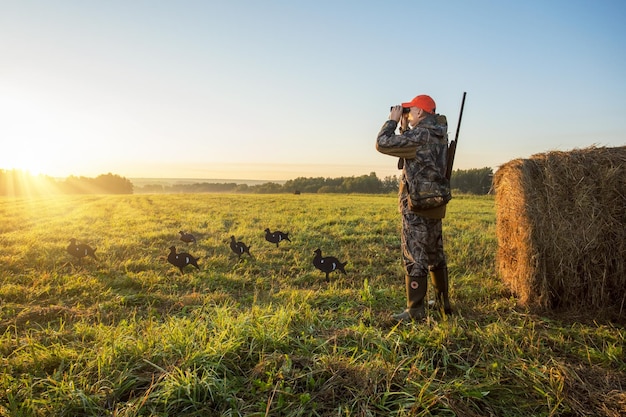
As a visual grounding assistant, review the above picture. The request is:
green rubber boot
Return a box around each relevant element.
[429,265,452,315]
[393,275,428,322]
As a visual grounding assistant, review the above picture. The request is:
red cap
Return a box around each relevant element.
[401,95,436,113]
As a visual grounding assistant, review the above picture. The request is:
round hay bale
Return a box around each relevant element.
[493,146,626,315]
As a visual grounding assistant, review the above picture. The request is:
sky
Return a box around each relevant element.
[1,0,625,181]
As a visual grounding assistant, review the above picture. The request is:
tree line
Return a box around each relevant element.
[450,167,493,194]
[136,168,494,195]
[1,167,493,196]
[135,172,400,194]
[0,170,133,196]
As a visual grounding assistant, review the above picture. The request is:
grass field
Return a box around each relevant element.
[1,193,624,416]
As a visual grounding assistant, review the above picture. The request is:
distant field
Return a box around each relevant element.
[0,193,624,416]
[130,177,284,187]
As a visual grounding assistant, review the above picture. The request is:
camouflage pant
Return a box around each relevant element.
[401,210,446,278]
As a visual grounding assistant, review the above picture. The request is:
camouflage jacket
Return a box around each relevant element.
[376,114,450,216]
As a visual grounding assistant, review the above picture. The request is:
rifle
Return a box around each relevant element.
[445,92,467,180]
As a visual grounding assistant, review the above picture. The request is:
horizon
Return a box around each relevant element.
[0,162,421,182]
[2,160,500,185]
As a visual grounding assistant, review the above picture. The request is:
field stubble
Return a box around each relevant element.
[0,193,624,416]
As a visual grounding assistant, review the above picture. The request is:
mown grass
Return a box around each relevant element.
[0,193,624,416]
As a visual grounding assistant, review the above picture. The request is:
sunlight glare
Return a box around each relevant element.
[2,153,46,176]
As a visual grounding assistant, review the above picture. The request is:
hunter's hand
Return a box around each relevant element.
[400,114,409,132]
[389,105,403,122]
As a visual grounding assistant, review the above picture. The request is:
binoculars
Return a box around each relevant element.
[390,106,411,114]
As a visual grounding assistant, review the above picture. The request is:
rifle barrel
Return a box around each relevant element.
[454,92,467,143]
[446,92,467,180]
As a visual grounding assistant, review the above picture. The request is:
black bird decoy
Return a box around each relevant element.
[167,246,200,273]
[179,230,197,244]
[229,236,252,259]
[313,248,347,282]
[67,238,98,261]
[264,228,291,247]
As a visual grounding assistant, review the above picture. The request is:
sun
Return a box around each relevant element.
[0,154,46,176]
[0,162,61,197]
[1,132,75,178]
[1,93,82,178]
